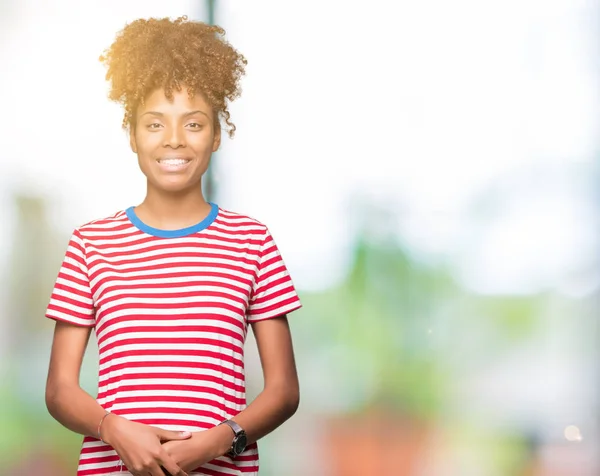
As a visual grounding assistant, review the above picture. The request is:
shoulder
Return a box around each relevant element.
[216,206,270,235]
[74,210,130,238]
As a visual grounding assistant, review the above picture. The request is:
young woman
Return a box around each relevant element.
[45,16,301,476]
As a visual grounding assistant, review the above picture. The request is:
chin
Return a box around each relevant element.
[154,178,198,194]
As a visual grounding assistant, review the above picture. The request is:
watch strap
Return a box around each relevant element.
[220,419,247,457]
[220,419,244,436]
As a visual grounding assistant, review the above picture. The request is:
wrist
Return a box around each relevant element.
[210,423,235,458]
[99,412,122,446]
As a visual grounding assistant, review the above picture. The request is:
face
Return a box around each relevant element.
[130,87,221,194]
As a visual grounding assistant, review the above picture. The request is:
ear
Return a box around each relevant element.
[212,122,221,152]
[129,127,137,154]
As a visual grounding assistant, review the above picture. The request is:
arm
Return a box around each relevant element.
[45,320,106,438]
[45,320,191,476]
[230,314,300,443]
[165,314,300,466]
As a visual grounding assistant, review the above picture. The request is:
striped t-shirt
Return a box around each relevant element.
[45,203,302,476]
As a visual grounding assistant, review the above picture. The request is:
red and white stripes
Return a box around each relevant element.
[46,206,301,475]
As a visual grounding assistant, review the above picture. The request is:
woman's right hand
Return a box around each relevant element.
[101,413,192,476]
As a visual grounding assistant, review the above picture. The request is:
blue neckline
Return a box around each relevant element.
[125,202,219,238]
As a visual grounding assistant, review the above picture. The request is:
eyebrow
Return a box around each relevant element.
[140,110,210,119]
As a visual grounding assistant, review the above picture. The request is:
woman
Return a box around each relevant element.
[45,16,301,476]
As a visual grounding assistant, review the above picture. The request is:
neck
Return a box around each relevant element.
[136,183,213,230]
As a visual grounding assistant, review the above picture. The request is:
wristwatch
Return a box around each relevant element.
[219,419,247,457]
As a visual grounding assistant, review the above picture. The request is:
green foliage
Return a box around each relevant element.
[298,228,542,420]
[476,296,542,340]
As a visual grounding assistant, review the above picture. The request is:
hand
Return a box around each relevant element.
[163,425,233,471]
[101,413,192,476]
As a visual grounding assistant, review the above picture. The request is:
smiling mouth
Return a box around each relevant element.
[157,158,192,165]
[156,157,192,172]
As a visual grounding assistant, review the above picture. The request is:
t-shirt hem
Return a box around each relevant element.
[46,313,96,328]
[247,302,302,323]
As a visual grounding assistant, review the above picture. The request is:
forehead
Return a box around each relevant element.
[140,88,212,114]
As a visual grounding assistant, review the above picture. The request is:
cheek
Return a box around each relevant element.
[187,139,213,157]
[136,154,152,177]
[135,133,161,155]
[133,134,158,175]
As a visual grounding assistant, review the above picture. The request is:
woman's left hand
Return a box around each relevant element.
[163,426,233,471]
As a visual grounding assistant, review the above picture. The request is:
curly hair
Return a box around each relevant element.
[99,16,247,137]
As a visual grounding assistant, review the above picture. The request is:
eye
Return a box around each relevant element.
[187,122,203,130]
[147,123,162,130]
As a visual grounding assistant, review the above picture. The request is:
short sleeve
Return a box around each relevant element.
[46,228,96,327]
[247,228,302,322]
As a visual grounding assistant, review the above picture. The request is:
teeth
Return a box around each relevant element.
[159,158,189,165]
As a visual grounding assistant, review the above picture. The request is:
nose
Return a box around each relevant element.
[164,125,186,148]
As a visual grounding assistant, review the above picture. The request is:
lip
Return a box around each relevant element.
[155,156,193,173]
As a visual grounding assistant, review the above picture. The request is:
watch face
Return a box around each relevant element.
[233,433,247,455]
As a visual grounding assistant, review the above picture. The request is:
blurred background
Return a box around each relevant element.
[1,0,599,474]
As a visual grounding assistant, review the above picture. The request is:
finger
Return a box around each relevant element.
[132,467,157,476]
[160,466,173,476]
[156,429,192,442]
[146,462,167,476]
[127,470,149,476]
[160,465,186,476]
[160,463,188,476]
[159,454,188,476]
